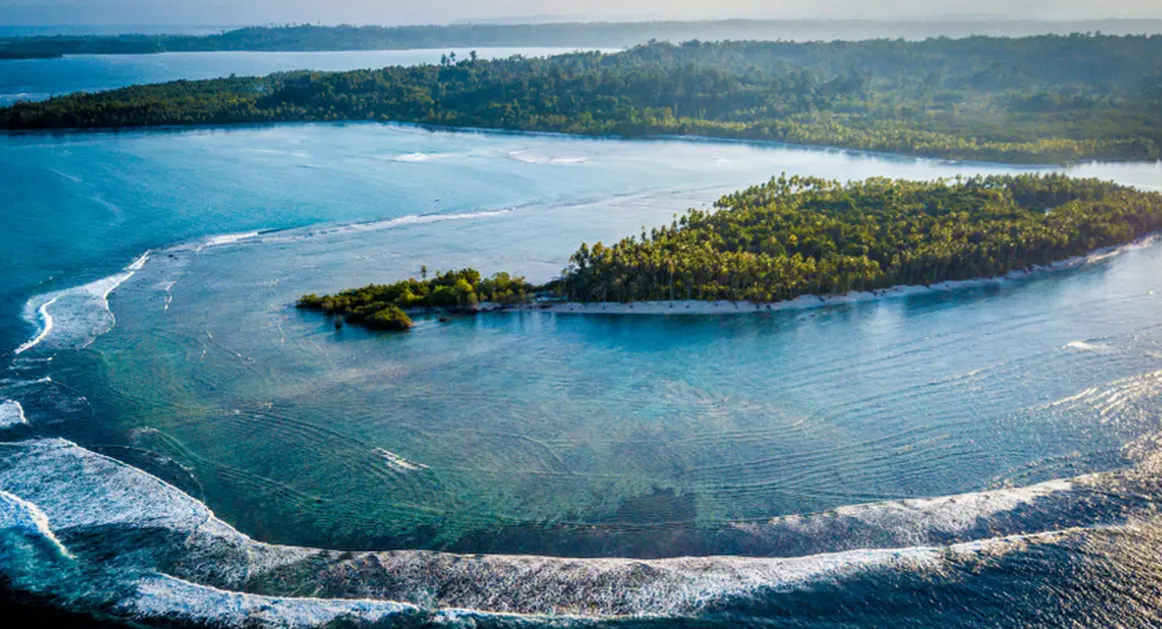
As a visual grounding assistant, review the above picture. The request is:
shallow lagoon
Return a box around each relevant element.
[3,123,1162,624]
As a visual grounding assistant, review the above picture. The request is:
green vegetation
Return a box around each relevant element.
[297,268,533,332]
[4,37,1161,163]
[303,174,1162,330]
[554,174,1162,303]
[4,21,1162,58]
[363,306,413,331]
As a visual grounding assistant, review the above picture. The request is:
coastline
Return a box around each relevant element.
[507,233,1162,317]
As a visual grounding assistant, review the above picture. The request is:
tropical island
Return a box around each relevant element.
[3,37,1162,163]
[298,173,1162,332]
[297,269,534,330]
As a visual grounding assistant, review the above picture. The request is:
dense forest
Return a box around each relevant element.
[302,174,1162,332]
[552,174,1162,303]
[4,37,1161,163]
[3,20,1162,57]
[297,269,534,331]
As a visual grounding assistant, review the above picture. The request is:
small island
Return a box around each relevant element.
[300,174,1162,332]
[297,269,534,331]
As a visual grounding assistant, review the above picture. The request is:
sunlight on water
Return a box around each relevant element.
[3,122,1162,627]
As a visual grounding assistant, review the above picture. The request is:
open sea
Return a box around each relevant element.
[3,51,1162,628]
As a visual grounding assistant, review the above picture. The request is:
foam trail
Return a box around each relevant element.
[375,447,429,471]
[261,209,514,243]
[0,400,27,428]
[195,231,262,251]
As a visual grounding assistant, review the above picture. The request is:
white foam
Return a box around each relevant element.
[263,209,514,243]
[1065,340,1109,352]
[195,231,262,251]
[13,251,150,355]
[391,152,437,163]
[0,400,27,429]
[121,575,418,629]
[0,490,72,558]
[0,437,1117,623]
[374,448,429,472]
[13,296,57,355]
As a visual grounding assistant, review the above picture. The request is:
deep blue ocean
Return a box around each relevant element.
[3,52,1162,629]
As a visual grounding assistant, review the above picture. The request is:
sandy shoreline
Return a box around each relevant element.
[504,232,1161,316]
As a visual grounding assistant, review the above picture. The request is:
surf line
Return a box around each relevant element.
[14,296,58,355]
[13,250,151,356]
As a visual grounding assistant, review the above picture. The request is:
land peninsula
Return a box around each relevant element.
[297,174,1162,332]
[3,37,1162,163]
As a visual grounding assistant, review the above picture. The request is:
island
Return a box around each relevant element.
[3,37,1161,164]
[297,173,1162,332]
[297,269,534,331]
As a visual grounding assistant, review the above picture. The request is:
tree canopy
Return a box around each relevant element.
[4,37,1162,163]
[297,269,533,332]
[553,174,1162,303]
[302,174,1162,332]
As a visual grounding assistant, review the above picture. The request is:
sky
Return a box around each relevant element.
[0,0,1160,26]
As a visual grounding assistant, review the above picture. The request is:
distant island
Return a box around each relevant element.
[3,37,1161,164]
[298,174,1162,332]
[3,20,1162,58]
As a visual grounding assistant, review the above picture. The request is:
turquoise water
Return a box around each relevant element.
[3,121,1162,626]
[0,47,590,105]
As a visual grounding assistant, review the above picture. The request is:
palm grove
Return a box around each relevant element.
[299,174,1162,331]
[4,36,1162,163]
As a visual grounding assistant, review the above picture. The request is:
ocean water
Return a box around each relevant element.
[3,121,1162,627]
[0,47,593,105]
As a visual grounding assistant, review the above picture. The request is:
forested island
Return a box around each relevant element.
[3,20,1162,58]
[299,174,1162,332]
[297,269,534,330]
[4,37,1161,163]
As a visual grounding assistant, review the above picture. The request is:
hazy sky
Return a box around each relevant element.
[1,0,1160,26]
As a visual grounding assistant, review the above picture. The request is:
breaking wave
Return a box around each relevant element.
[0,400,26,429]
[11,251,149,356]
[0,435,1155,627]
